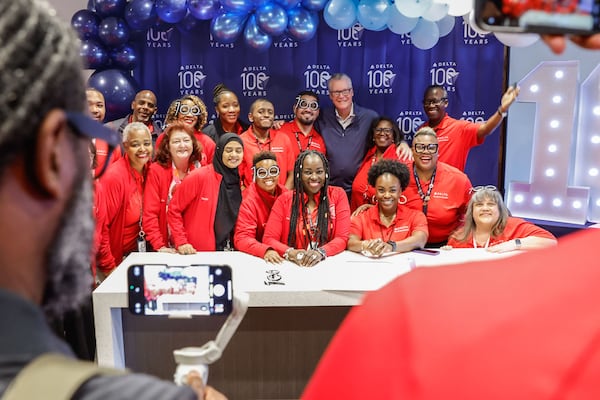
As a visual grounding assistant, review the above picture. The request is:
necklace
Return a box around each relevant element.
[412,163,436,215]
[472,235,490,249]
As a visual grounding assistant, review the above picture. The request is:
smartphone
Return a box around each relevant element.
[128,264,233,316]
[412,248,440,255]
[475,0,600,34]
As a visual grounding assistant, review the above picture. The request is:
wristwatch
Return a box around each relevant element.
[387,240,397,252]
[497,106,507,118]
[514,238,522,250]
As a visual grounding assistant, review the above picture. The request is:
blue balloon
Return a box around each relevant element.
[110,44,138,69]
[301,0,327,11]
[357,0,390,31]
[221,0,254,14]
[256,3,288,36]
[275,0,300,10]
[210,12,248,43]
[80,39,109,69]
[287,6,318,41]
[188,0,221,20]
[323,0,357,30]
[95,0,127,18]
[124,0,157,31]
[87,0,96,12]
[71,9,101,40]
[177,11,202,33]
[156,0,188,23]
[88,69,139,121]
[244,14,272,51]
[98,17,130,47]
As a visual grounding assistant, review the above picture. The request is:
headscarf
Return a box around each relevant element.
[213,133,243,250]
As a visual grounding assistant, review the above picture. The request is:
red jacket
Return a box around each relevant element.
[234,182,287,258]
[263,186,351,257]
[95,156,145,271]
[167,164,221,251]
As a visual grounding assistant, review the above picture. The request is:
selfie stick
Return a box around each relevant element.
[172,291,249,385]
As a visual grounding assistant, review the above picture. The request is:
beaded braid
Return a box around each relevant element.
[0,0,85,171]
[287,150,331,248]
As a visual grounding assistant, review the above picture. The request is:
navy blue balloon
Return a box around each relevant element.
[221,0,254,14]
[244,14,272,51]
[210,12,248,43]
[95,0,127,18]
[156,0,188,23]
[188,0,221,20]
[98,17,130,47]
[287,6,318,41]
[88,69,139,121]
[71,9,101,40]
[301,0,327,11]
[256,2,288,36]
[177,11,202,33]
[124,0,157,31]
[110,44,138,69]
[80,39,109,69]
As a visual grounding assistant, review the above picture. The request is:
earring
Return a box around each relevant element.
[399,195,408,205]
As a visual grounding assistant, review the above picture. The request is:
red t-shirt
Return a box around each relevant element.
[350,203,428,242]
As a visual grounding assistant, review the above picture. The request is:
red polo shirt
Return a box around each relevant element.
[350,203,428,242]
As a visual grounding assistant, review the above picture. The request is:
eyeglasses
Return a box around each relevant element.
[374,127,393,136]
[422,98,447,107]
[471,185,498,193]
[254,165,280,179]
[295,97,319,111]
[330,88,352,98]
[413,143,439,153]
[175,103,202,116]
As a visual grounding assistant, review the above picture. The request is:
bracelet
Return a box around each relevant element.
[497,107,507,118]
[316,247,327,260]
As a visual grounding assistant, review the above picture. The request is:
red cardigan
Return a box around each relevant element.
[234,182,287,258]
[167,164,221,251]
[263,185,351,257]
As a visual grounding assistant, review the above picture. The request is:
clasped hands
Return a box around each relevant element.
[361,238,393,257]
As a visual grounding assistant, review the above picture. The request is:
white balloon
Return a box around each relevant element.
[411,18,440,50]
[387,5,419,34]
[447,0,472,17]
[465,9,489,36]
[395,0,433,18]
[437,14,455,37]
[494,32,540,47]
[422,2,448,22]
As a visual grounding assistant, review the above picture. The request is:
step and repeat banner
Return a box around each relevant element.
[133,17,505,185]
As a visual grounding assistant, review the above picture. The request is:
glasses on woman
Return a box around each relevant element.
[254,165,280,179]
[176,103,202,116]
[413,143,439,153]
[374,127,393,136]
[471,185,498,193]
[295,98,319,110]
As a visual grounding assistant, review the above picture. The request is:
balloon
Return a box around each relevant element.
[98,17,130,47]
[301,0,327,11]
[87,0,96,12]
[156,0,188,23]
[188,0,221,20]
[422,2,448,22]
[395,0,432,18]
[323,0,357,30]
[437,14,455,36]
[95,0,127,18]
[80,39,109,69]
[287,6,318,41]
[494,32,540,47]
[88,69,139,121]
[244,14,273,51]
[210,12,248,43]
[276,0,300,9]
[357,0,390,31]
[110,44,138,69]
[178,11,203,33]
[71,9,101,40]
[387,6,418,34]
[410,18,440,49]
[124,0,157,31]
[447,0,472,16]
[464,10,489,36]
[221,0,254,14]
[256,3,288,36]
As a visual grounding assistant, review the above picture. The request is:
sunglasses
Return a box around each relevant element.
[295,97,319,111]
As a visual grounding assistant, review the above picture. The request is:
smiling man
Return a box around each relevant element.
[106,89,162,144]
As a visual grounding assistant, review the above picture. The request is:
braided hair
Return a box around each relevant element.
[0,0,85,173]
[287,150,332,248]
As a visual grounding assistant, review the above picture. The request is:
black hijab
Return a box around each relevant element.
[213,133,243,250]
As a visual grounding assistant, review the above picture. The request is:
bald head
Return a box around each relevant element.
[131,90,157,123]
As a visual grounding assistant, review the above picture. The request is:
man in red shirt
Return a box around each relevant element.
[418,84,519,171]
[273,90,326,161]
[239,99,295,189]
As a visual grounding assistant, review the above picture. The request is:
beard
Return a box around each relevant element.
[42,165,95,318]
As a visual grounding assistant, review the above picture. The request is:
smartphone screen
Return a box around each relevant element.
[128,264,233,316]
[476,0,600,34]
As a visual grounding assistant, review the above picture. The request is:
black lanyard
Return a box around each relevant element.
[253,132,271,151]
[294,131,313,152]
[412,164,436,215]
